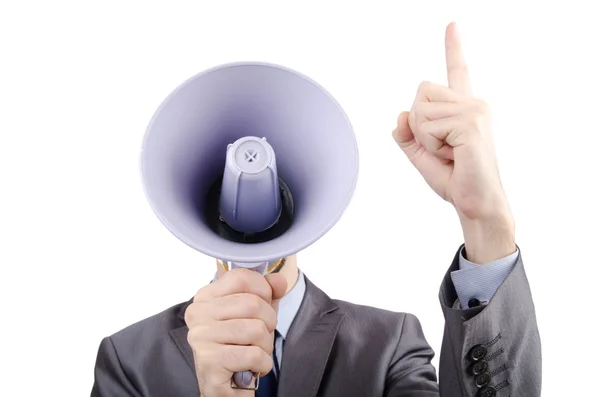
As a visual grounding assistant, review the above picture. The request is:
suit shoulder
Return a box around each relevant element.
[332,298,417,330]
[93,301,195,392]
[107,300,189,351]
[328,299,429,355]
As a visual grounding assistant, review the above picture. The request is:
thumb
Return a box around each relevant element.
[265,273,287,311]
[392,111,417,155]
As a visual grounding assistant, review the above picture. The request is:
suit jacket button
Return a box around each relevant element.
[471,361,488,376]
[468,345,488,361]
[475,372,491,388]
[478,386,496,397]
[468,298,481,308]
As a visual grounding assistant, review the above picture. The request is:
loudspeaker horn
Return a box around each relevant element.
[140,61,359,388]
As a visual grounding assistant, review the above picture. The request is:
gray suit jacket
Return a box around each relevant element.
[91,247,541,396]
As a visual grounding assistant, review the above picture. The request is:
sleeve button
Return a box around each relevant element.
[471,361,488,376]
[475,372,491,387]
[478,386,496,397]
[468,344,487,361]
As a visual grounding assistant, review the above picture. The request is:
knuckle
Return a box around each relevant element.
[195,347,216,366]
[465,117,483,134]
[248,345,264,362]
[461,100,489,133]
[247,346,271,371]
[242,319,267,341]
[183,303,197,325]
[224,268,246,282]
[192,291,202,304]
[263,335,275,355]
[242,293,263,315]
[183,306,191,325]
[194,282,213,300]
[228,269,262,290]
[264,308,277,332]
[418,80,431,91]
[185,301,210,326]
[227,274,249,293]
[226,345,266,370]
[472,98,490,115]
[186,325,207,346]
[420,136,435,151]
[253,319,269,338]
[417,80,434,95]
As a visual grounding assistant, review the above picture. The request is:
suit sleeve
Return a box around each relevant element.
[91,337,142,397]
[385,313,440,396]
[438,245,542,396]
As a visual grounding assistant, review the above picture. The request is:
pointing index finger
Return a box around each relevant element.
[445,22,473,96]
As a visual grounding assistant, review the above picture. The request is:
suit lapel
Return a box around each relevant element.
[168,277,345,397]
[277,275,345,397]
[170,299,196,373]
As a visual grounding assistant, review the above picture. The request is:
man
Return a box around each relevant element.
[91,22,541,397]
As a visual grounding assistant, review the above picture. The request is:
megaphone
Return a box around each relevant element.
[140,61,359,389]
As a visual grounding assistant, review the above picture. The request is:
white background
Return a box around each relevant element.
[1,1,599,396]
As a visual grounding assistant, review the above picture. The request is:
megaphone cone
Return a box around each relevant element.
[140,62,359,388]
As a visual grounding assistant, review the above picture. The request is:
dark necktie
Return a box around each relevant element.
[256,331,279,397]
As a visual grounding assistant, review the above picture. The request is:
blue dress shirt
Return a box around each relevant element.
[219,247,518,376]
[452,246,519,309]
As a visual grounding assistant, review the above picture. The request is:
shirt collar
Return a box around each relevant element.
[276,269,305,339]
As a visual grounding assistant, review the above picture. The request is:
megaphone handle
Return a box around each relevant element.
[232,370,256,389]
[227,261,270,390]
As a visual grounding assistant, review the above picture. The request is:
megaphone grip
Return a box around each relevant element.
[232,370,255,389]
[227,261,272,390]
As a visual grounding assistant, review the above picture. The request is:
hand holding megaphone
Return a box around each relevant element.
[184,269,287,395]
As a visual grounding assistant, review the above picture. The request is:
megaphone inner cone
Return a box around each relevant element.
[203,176,295,244]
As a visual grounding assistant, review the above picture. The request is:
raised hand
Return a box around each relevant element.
[393,22,516,263]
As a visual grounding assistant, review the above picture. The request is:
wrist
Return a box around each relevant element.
[459,208,516,264]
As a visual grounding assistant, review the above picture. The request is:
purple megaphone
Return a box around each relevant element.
[140,62,359,389]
